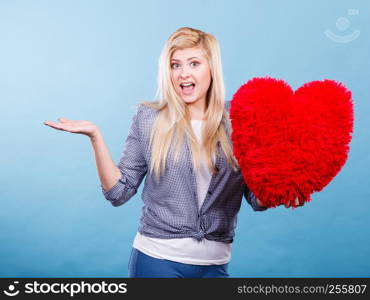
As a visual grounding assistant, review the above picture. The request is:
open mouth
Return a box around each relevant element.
[180,82,195,94]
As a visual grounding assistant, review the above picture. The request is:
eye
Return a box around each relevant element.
[171,63,180,69]
[190,61,200,67]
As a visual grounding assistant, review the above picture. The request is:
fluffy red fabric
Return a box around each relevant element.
[230,77,354,208]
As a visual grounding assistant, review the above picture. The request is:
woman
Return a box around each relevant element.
[44,27,302,278]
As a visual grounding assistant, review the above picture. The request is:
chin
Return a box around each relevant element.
[182,96,199,104]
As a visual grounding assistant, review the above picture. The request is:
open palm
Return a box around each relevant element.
[43,118,98,138]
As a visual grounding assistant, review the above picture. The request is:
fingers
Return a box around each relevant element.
[44,121,63,130]
[295,197,305,207]
[44,118,70,126]
[43,121,57,127]
[43,118,71,131]
[283,197,304,208]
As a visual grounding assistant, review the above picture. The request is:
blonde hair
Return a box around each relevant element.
[138,27,239,183]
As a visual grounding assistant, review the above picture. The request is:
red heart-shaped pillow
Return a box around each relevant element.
[230,77,354,208]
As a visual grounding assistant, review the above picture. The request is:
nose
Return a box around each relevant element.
[179,65,191,79]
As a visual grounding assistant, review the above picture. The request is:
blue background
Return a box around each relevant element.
[1,0,369,277]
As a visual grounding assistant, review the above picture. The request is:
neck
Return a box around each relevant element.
[187,97,206,120]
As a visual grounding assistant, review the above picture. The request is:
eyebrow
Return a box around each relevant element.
[171,56,200,62]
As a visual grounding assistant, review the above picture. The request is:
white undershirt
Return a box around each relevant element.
[132,120,231,265]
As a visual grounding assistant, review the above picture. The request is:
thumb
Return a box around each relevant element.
[58,117,69,123]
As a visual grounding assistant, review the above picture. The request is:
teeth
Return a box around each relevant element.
[181,83,193,87]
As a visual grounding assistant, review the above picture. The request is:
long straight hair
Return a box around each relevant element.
[138,27,239,183]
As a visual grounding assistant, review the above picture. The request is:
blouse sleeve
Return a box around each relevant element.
[101,105,148,207]
[244,185,269,211]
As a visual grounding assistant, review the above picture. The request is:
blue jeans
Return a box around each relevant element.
[128,248,230,278]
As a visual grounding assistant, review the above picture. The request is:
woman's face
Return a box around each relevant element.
[170,46,212,107]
